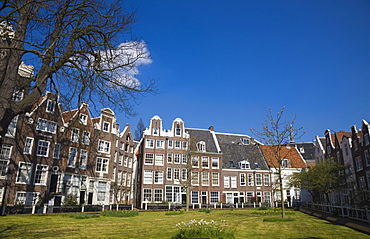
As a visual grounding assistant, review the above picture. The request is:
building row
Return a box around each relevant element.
[0,93,311,209]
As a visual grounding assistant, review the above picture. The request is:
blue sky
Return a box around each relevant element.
[121,0,370,142]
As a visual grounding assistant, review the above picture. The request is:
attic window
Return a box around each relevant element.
[230,161,235,168]
[241,138,250,145]
[80,114,87,125]
[239,160,250,169]
[281,159,289,168]
[197,141,206,152]
[103,122,110,132]
[299,147,305,153]
[153,128,158,135]
[175,124,181,136]
[46,100,56,113]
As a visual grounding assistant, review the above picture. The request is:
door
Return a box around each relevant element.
[49,174,58,193]
[201,191,207,204]
[88,192,93,205]
[54,196,62,206]
[80,191,85,205]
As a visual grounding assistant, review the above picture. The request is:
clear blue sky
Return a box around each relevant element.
[121,0,370,142]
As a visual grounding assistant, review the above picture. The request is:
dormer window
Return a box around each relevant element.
[241,138,250,145]
[197,141,206,152]
[239,160,250,169]
[299,147,305,153]
[80,114,87,125]
[46,100,56,113]
[281,159,289,168]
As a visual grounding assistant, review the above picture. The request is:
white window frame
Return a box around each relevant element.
[212,157,219,169]
[212,172,219,186]
[68,147,78,168]
[144,170,153,184]
[155,154,164,166]
[71,128,79,143]
[202,156,209,168]
[53,143,61,159]
[240,173,246,186]
[224,176,230,188]
[79,149,88,169]
[154,170,163,184]
[34,164,48,185]
[46,99,56,113]
[144,153,154,165]
[96,157,109,173]
[98,140,110,154]
[80,114,87,125]
[82,131,90,145]
[36,118,57,134]
[156,140,164,149]
[36,140,50,157]
[16,162,33,184]
[146,139,154,148]
[103,122,110,132]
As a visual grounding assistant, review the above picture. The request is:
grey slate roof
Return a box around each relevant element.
[185,128,219,153]
[215,133,269,170]
[290,142,316,161]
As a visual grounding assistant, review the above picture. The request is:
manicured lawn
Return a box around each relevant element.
[0,208,368,238]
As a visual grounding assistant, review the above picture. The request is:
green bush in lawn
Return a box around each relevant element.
[199,208,211,213]
[172,219,235,239]
[100,210,139,217]
[165,210,185,215]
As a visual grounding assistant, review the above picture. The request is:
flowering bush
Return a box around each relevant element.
[172,219,235,239]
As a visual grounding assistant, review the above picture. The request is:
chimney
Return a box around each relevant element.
[209,126,214,131]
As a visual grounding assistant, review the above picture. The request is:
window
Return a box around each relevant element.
[153,128,159,135]
[6,115,18,136]
[82,131,90,145]
[155,154,164,165]
[175,126,181,136]
[34,164,48,184]
[154,171,163,184]
[16,192,39,206]
[212,157,219,169]
[145,153,154,164]
[239,160,250,169]
[197,141,206,152]
[16,162,32,184]
[154,189,163,202]
[182,154,187,164]
[241,138,250,145]
[0,159,8,177]
[36,118,57,134]
[175,140,181,149]
[167,167,172,180]
[182,141,188,150]
[98,140,110,153]
[71,128,79,142]
[156,140,164,149]
[224,176,230,188]
[144,170,153,184]
[256,173,262,186]
[202,156,209,168]
[264,192,271,203]
[247,192,254,202]
[53,143,61,159]
[365,150,370,166]
[96,158,109,172]
[174,168,180,180]
[355,156,363,171]
[118,154,123,166]
[165,186,181,203]
[174,154,181,164]
[0,145,11,177]
[210,192,219,203]
[168,140,173,148]
[36,140,50,157]
[12,89,24,102]
[68,147,77,167]
[359,176,366,189]
[192,156,199,168]
[146,139,154,148]
[167,153,173,163]
[231,176,237,188]
[80,114,87,125]
[300,147,305,153]
[240,173,246,186]
[248,173,254,186]
[143,188,152,201]
[191,172,199,185]
[46,99,56,113]
[192,191,199,204]
[202,172,209,186]
[182,168,187,181]
[212,172,219,186]
[97,181,107,201]
[281,159,289,168]
[80,150,88,169]
[103,122,110,132]
[264,174,270,186]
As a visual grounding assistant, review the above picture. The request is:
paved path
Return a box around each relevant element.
[299,207,370,235]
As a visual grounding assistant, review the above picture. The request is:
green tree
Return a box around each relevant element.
[289,157,349,203]
[0,0,155,141]
[251,107,304,218]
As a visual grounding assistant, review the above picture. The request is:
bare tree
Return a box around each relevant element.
[250,107,304,218]
[0,0,155,141]
[135,118,145,141]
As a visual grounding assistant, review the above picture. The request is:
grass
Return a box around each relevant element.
[0,208,368,238]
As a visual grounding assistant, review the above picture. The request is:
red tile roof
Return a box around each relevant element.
[260,145,307,169]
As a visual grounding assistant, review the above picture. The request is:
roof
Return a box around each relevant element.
[185,128,219,154]
[214,133,268,170]
[289,142,315,160]
[260,145,307,169]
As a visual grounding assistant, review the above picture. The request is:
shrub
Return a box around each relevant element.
[60,213,100,219]
[100,210,139,217]
[172,219,235,239]
[199,208,211,213]
[165,210,185,215]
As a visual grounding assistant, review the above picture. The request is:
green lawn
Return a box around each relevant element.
[0,208,368,238]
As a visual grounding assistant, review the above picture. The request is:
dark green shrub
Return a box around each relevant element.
[100,210,139,217]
